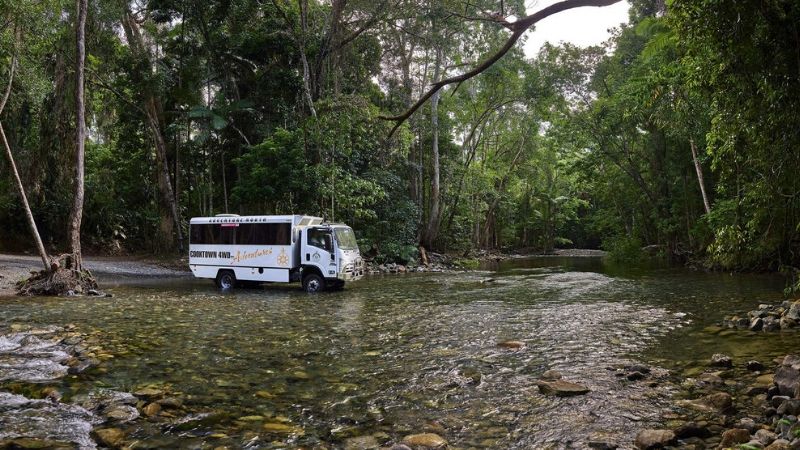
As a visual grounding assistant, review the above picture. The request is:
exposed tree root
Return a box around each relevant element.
[16,254,98,296]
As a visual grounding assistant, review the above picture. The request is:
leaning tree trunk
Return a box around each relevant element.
[67,0,87,270]
[0,27,50,272]
[690,138,711,215]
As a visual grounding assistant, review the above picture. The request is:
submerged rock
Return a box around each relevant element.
[401,433,447,449]
[537,380,590,397]
[587,441,617,450]
[634,429,676,449]
[540,369,562,381]
[91,428,125,448]
[343,435,380,450]
[496,340,525,349]
[0,438,77,449]
[710,354,733,368]
[0,392,99,449]
[262,422,305,436]
[678,392,734,414]
[673,422,711,439]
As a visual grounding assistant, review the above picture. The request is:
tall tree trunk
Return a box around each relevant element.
[690,138,711,215]
[0,27,49,271]
[298,0,317,117]
[122,10,184,251]
[421,46,443,249]
[67,0,88,270]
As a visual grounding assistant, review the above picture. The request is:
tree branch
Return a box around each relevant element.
[379,0,622,136]
[0,26,20,116]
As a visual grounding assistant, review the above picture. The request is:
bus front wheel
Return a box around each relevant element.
[215,270,236,290]
[302,273,325,293]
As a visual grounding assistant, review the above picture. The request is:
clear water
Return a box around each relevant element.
[1,256,798,449]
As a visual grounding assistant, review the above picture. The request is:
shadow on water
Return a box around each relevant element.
[1,255,798,448]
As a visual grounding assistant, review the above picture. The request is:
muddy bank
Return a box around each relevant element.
[0,254,189,296]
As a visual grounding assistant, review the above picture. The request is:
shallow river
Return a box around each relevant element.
[1,256,799,449]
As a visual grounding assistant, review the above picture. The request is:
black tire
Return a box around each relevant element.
[302,273,325,293]
[215,270,236,290]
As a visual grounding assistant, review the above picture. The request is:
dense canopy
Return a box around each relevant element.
[1,0,799,276]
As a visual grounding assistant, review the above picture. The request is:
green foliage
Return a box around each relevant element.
[2,0,799,278]
[602,236,644,264]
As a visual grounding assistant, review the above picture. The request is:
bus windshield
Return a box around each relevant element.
[334,227,358,250]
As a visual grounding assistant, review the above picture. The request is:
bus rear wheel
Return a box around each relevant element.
[302,273,325,293]
[215,270,236,290]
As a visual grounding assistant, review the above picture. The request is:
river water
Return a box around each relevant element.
[1,256,799,449]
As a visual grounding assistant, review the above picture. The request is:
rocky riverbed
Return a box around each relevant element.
[1,254,799,449]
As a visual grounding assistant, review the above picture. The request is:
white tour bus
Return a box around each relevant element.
[188,214,364,292]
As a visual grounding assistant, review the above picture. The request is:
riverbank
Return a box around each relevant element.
[0,253,190,296]
[1,247,608,291]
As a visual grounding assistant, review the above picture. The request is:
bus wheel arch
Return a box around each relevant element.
[215,270,237,290]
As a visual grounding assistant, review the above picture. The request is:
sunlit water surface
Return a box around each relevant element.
[1,256,799,449]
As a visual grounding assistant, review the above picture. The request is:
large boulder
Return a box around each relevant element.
[786,301,800,321]
[774,355,800,398]
[634,429,676,449]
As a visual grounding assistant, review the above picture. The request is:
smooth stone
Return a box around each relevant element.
[142,402,161,417]
[747,361,766,371]
[719,428,751,448]
[755,429,778,446]
[772,396,792,408]
[587,441,617,450]
[627,371,646,381]
[634,429,676,449]
[238,415,264,422]
[262,422,304,436]
[738,417,758,433]
[746,385,769,396]
[103,404,139,423]
[0,439,76,449]
[91,428,125,448]
[625,364,651,374]
[679,392,734,413]
[401,433,448,449]
[133,387,164,399]
[255,390,274,399]
[537,380,590,397]
[674,422,711,439]
[344,435,380,450]
[156,397,183,409]
[777,399,800,416]
[541,369,562,381]
[757,373,776,386]
[774,358,800,397]
[711,354,733,368]
[698,373,724,385]
[765,439,791,450]
[497,340,525,349]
